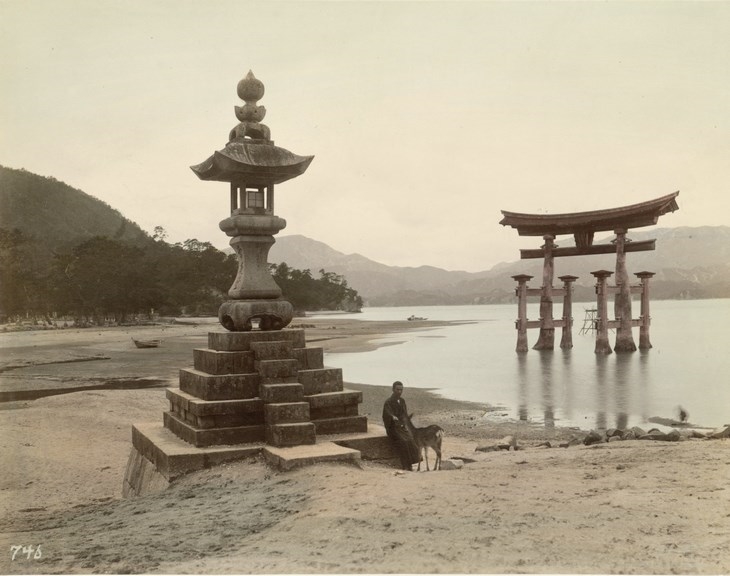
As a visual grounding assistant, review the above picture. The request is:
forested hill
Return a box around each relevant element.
[0,166,361,321]
[0,165,150,250]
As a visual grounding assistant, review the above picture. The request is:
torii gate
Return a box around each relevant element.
[500,192,679,354]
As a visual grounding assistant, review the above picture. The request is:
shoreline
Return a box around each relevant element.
[1,319,728,573]
[0,315,586,443]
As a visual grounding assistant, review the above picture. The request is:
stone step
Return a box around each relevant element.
[307,389,362,420]
[260,382,304,403]
[304,390,362,420]
[193,348,255,375]
[166,388,264,429]
[328,422,397,461]
[167,388,263,416]
[309,403,361,420]
[306,389,362,409]
[250,340,294,360]
[179,368,259,401]
[266,422,316,447]
[298,368,344,395]
[256,358,299,381]
[209,329,305,352]
[292,347,324,370]
[312,415,368,436]
[264,402,311,425]
[263,441,361,472]
[130,422,262,481]
[164,411,265,447]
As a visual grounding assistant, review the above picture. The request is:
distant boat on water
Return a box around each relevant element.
[132,338,161,349]
[407,315,427,321]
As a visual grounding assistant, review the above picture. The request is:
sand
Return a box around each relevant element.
[0,317,728,574]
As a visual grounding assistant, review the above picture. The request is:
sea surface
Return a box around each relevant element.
[309,299,730,431]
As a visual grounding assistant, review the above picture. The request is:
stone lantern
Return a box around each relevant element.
[191,70,313,331]
[122,72,378,496]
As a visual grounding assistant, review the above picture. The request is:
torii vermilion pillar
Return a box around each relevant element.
[512,274,533,353]
[591,270,614,355]
[635,271,655,350]
[533,235,556,350]
[558,275,578,349]
[613,228,636,352]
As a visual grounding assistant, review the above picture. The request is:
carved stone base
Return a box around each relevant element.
[218,299,294,332]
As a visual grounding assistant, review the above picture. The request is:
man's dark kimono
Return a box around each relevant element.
[382,383,420,470]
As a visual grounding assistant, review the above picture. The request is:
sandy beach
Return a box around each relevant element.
[0,317,728,574]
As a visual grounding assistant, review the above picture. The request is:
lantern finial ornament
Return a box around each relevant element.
[230,71,270,142]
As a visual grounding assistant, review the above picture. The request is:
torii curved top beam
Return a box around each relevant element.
[499,191,679,238]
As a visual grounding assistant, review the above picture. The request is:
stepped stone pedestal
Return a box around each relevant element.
[124,328,383,496]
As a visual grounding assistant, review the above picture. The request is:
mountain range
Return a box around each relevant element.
[2,165,728,305]
[270,228,730,305]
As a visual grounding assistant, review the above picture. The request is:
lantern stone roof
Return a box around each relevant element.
[499,191,679,237]
[190,140,313,185]
[191,70,313,185]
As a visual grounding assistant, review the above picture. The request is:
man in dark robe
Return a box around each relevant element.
[382,381,420,471]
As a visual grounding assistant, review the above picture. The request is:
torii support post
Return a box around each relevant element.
[613,229,637,352]
[533,235,556,350]
[635,271,655,350]
[512,274,533,353]
[592,270,613,355]
[558,275,578,349]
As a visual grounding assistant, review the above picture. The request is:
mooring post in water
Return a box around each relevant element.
[558,275,578,349]
[533,235,556,351]
[635,271,655,350]
[512,274,533,353]
[613,228,637,352]
[592,270,613,355]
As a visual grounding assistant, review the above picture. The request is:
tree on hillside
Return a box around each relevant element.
[269,263,312,312]
[317,269,363,312]
[0,228,49,321]
[51,236,161,324]
[152,226,168,242]
[167,239,237,315]
[1,220,360,323]
[270,263,363,313]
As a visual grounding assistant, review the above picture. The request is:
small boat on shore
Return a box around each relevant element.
[132,338,161,349]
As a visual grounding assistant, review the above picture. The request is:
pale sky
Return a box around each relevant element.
[1,1,729,272]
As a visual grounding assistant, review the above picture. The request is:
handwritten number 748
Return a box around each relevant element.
[10,545,42,561]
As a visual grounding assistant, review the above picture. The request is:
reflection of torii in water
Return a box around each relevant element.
[500,192,679,354]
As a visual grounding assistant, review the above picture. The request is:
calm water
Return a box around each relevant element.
[309,300,730,431]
